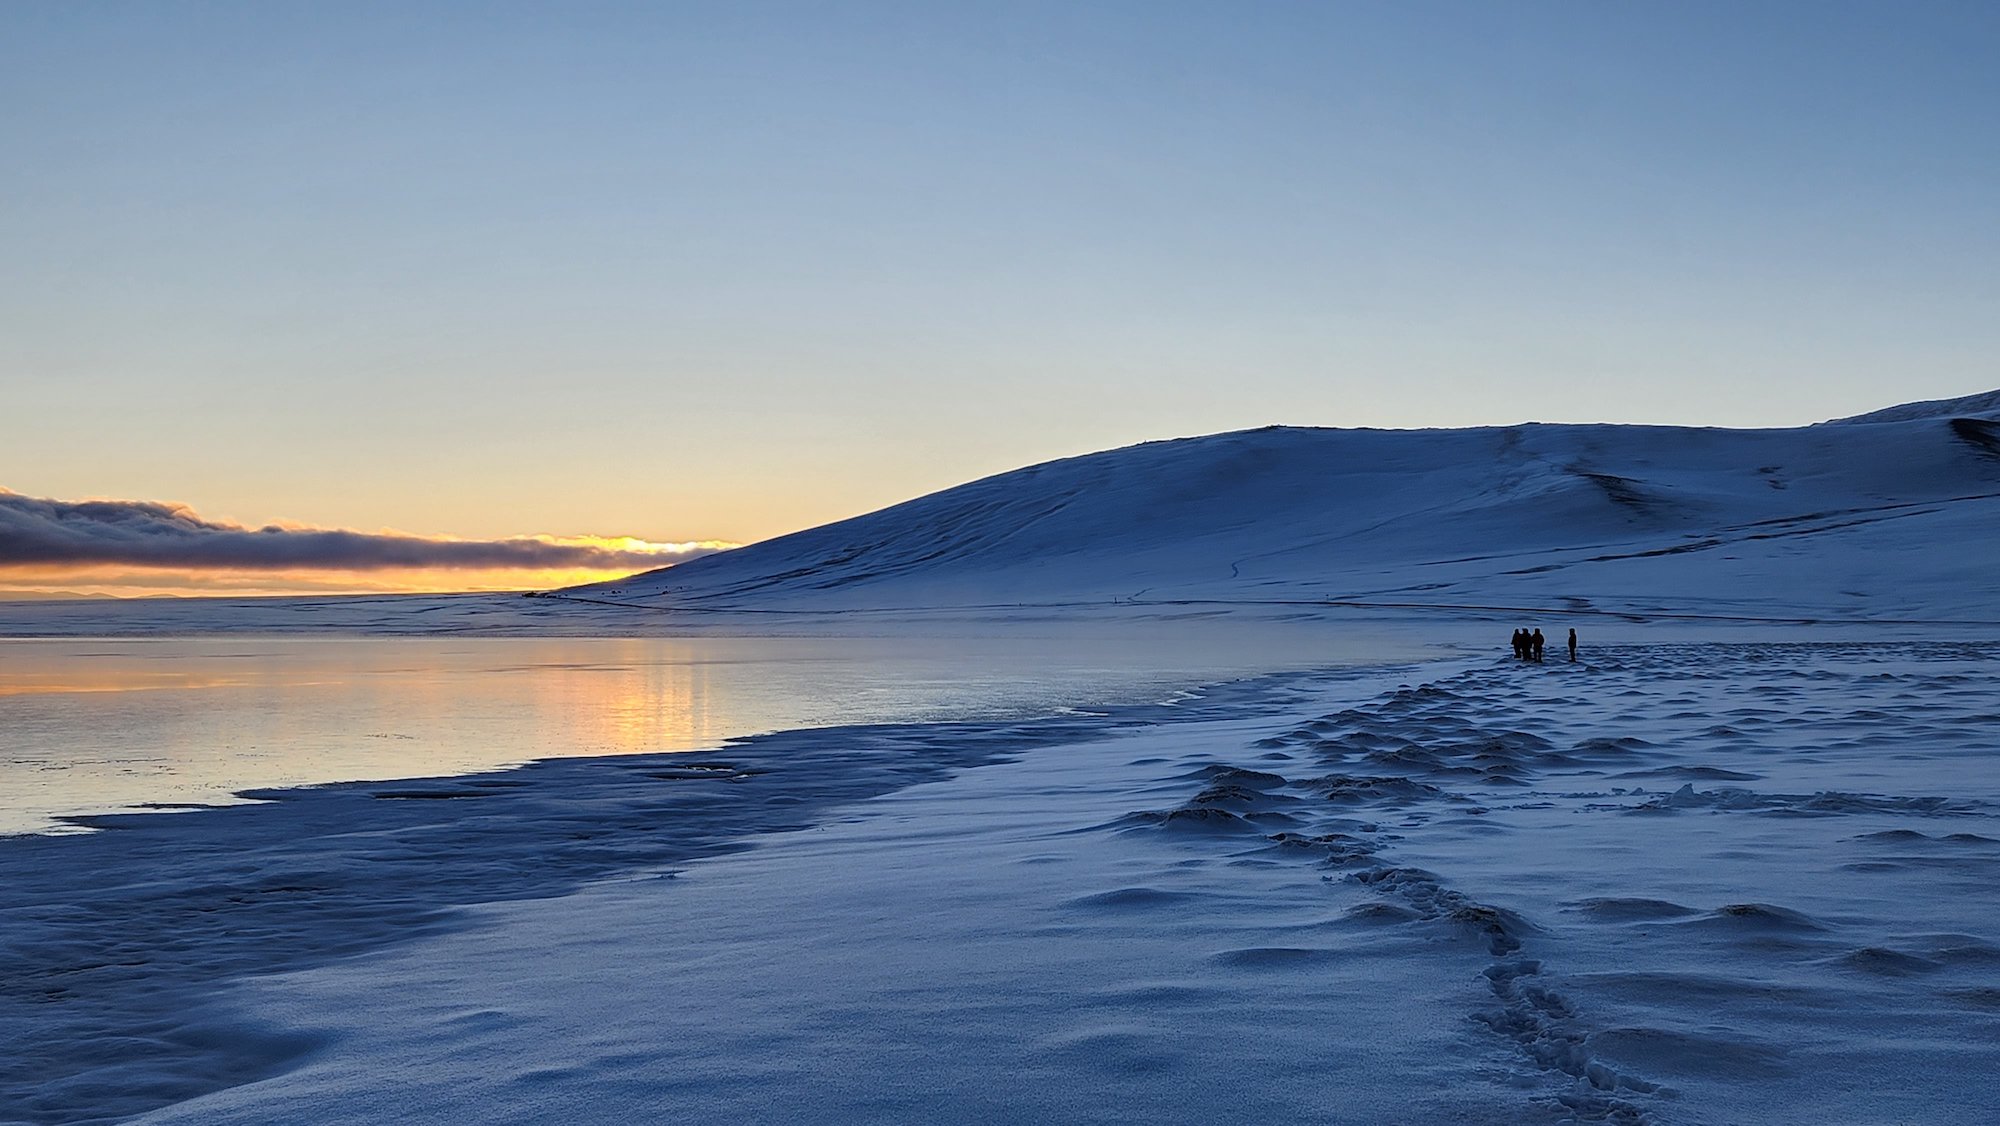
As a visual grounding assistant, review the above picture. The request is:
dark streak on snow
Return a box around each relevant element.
[1950,417,2000,461]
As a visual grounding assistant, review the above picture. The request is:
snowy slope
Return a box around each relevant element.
[572,393,2000,622]
[1823,387,2000,425]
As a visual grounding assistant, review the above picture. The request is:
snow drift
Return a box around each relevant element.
[572,390,2000,622]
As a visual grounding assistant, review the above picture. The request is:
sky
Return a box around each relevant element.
[3,1,1997,596]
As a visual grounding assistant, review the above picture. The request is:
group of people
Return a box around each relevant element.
[1511,627,1578,664]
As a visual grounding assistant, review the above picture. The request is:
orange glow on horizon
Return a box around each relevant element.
[0,553,740,602]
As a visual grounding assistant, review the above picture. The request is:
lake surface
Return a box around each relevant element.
[0,625,1433,834]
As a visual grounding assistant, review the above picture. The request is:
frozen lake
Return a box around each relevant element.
[8,636,1999,1124]
[0,625,1437,834]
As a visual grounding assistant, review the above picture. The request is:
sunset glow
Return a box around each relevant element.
[0,486,741,599]
[0,561,728,601]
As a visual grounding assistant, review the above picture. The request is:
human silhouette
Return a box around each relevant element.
[1510,629,1523,659]
[1567,628,1578,663]
[1531,628,1545,663]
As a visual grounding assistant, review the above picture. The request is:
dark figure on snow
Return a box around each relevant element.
[1511,629,1527,660]
[1531,629,1545,663]
[1568,628,1578,663]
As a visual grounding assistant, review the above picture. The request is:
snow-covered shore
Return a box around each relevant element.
[9,392,2000,1122]
[10,638,1998,1124]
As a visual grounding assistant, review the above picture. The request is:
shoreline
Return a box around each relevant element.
[2,655,1411,1124]
[11,588,2000,640]
[1,625,1432,836]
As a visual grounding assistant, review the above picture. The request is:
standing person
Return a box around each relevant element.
[1531,628,1545,663]
[1511,629,1524,659]
[1568,628,1578,663]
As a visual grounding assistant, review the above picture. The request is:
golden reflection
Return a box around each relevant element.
[502,639,717,756]
[0,638,770,832]
[0,675,250,697]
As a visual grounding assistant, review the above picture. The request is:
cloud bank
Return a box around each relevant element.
[0,489,733,572]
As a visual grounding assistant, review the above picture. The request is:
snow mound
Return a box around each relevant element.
[569,393,2000,622]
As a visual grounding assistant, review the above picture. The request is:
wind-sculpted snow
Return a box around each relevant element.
[0,714,1131,1124]
[1113,642,2000,1122]
[34,642,1997,1125]
[570,399,2000,623]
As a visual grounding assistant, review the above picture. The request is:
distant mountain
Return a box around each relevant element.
[1821,388,2000,425]
[567,392,2000,622]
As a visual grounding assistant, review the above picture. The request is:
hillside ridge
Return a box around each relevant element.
[567,393,2000,622]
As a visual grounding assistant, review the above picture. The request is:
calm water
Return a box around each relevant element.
[0,626,1427,834]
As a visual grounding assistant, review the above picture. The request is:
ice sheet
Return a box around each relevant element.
[9,642,1993,1124]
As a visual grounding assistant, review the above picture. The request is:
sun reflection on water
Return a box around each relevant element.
[0,625,1424,835]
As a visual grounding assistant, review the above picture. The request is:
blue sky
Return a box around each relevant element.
[3,1,1997,560]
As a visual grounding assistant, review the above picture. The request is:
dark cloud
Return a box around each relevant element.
[0,489,730,571]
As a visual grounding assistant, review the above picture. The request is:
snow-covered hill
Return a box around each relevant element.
[572,392,2000,623]
[1822,387,2000,425]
